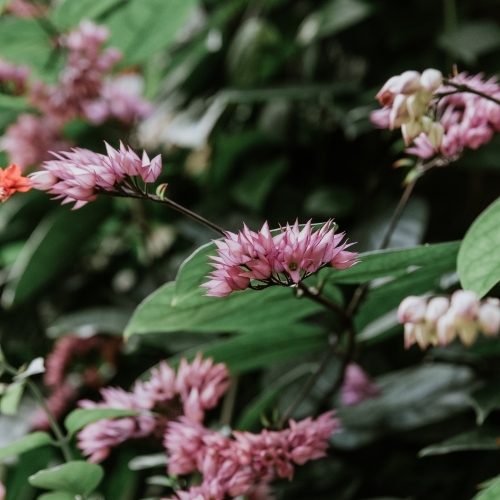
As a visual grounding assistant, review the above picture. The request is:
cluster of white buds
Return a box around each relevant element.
[376,69,444,148]
[397,290,500,349]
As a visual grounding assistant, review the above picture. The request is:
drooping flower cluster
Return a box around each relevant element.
[202,220,358,297]
[163,411,340,500]
[29,141,162,209]
[0,20,152,169]
[371,69,444,148]
[406,73,500,159]
[0,164,31,202]
[0,58,29,94]
[372,70,500,161]
[340,363,381,406]
[77,354,230,462]
[397,290,500,349]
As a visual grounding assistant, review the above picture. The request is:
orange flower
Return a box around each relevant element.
[0,164,31,202]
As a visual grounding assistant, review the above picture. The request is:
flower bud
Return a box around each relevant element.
[398,70,422,94]
[420,115,433,134]
[398,296,427,324]
[406,94,427,120]
[401,119,423,145]
[420,69,443,92]
[389,94,409,129]
[451,290,479,320]
[426,121,445,149]
[29,170,58,190]
[414,323,434,349]
[478,302,500,335]
[437,311,457,346]
[376,75,401,106]
[404,323,416,349]
[425,297,449,323]
[456,317,479,346]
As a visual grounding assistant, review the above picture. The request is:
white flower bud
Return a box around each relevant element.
[437,311,457,346]
[451,290,479,320]
[478,302,500,335]
[420,116,432,134]
[401,119,423,145]
[420,69,443,92]
[456,317,479,346]
[390,94,409,129]
[425,297,450,323]
[404,322,416,349]
[406,94,427,119]
[414,323,433,349]
[426,122,445,149]
[398,70,422,94]
[398,296,427,324]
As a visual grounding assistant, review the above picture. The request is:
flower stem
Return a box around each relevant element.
[441,79,500,107]
[3,363,73,462]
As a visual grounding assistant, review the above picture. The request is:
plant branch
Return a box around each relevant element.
[442,79,500,107]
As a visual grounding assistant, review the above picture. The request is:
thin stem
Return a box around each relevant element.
[220,375,239,426]
[279,335,338,427]
[112,187,225,236]
[442,79,500,107]
[2,363,73,462]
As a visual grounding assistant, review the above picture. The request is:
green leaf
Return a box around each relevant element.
[29,461,104,496]
[0,94,29,111]
[471,382,500,425]
[37,492,76,500]
[64,408,142,435]
[322,241,460,284]
[473,475,500,500]
[0,432,53,461]
[298,0,373,44]
[51,0,124,29]
[458,197,500,297]
[106,0,198,66]
[232,158,287,211]
[236,363,315,430]
[0,381,25,416]
[419,426,500,457]
[1,198,111,308]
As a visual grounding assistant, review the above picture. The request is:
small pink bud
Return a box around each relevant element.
[425,297,449,323]
[451,290,479,320]
[420,69,443,92]
[398,296,427,324]
[29,170,58,190]
[478,302,500,335]
[398,70,422,94]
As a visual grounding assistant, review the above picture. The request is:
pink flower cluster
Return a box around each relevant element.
[340,363,381,406]
[372,70,500,160]
[163,411,340,500]
[29,141,162,209]
[397,290,500,349]
[5,0,45,17]
[202,220,358,297]
[0,58,29,94]
[0,20,152,169]
[407,73,500,159]
[77,354,230,462]
[371,69,444,149]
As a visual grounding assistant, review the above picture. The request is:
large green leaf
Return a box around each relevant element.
[458,197,500,297]
[470,382,500,425]
[106,0,198,66]
[0,432,53,461]
[419,426,500,457]
[37,492,76,500]
[322,241,460,284]
[29,461,104,496]
[64,408,142,435]
[51,0,124,29]
[473,475,500,500]
[1,198,110,308]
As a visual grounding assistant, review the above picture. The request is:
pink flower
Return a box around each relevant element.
[0,114,70,169]
[397,296,427,323]
[202,220,358,297]
[176,354,230,422]
[341,363,381,406]
[0,480,5,500]
[29,141,162,208]
[5,0,44,17]
[478,300,500,335]
[0,58,29,94]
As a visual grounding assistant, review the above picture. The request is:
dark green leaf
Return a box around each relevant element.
[419,426,500,457]
[1,198,111,308]
[304,186,357,218]
[29,461,104,496]
[232,158,287,211]
[0,432,53,461]
[458,197,500,297]
[471,382,500,425]
[64,408,142,435]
